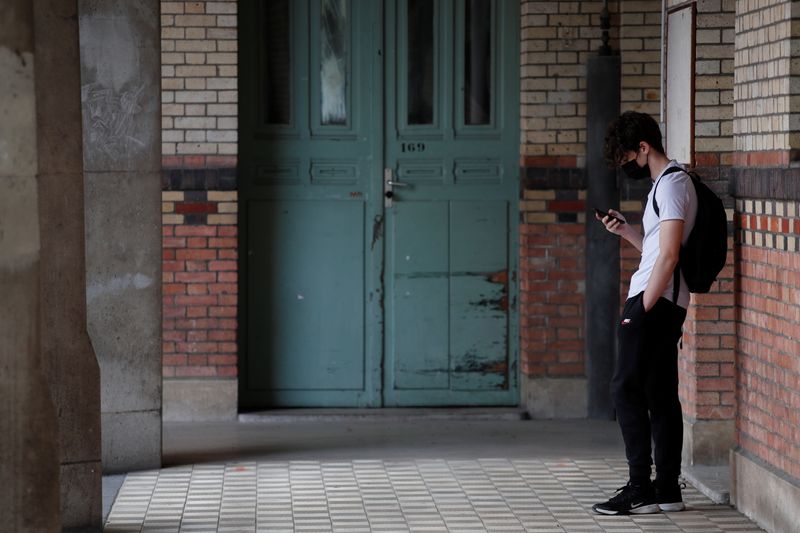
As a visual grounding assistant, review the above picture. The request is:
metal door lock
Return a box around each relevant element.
[383,168,410,208]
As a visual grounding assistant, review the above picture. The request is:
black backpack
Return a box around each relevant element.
[653,166,728,299]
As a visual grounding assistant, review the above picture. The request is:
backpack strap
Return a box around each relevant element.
[651,165,685,217]
[651,165,686,303]
[671,258,681,303]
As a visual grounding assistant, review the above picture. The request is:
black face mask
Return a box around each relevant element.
[621,158,650,180]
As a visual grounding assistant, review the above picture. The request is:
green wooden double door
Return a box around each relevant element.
[239,0,519,408]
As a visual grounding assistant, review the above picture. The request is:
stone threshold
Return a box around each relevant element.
[682,464,730,505]
[239,407,529,423]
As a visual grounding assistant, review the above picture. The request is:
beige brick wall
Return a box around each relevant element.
[520,1,620,166]
[519,1,738,167]
[161,1,238,160]
[520,1,670,167]
[619,0,662,116]
[734,0,794,153]
[694,0,735,164]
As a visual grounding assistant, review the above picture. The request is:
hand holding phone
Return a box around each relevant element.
[594,207,625,225]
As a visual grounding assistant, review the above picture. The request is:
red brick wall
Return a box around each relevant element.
[162,189,238,379]
[679,241,736,421]
[519,187,586,377]
[735,199,800,479]
[678,164,737,424]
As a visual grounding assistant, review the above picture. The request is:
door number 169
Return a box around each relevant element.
[400,142,426,153]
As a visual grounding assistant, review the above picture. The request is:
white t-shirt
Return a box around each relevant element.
[627,161,698,309]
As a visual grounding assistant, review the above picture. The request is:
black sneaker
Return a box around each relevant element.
[592,481,660,515]
[655,480,686,512]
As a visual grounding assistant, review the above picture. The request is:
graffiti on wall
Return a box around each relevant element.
[81,82,146,163]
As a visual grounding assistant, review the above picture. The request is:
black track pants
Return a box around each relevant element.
[612,291,687,483]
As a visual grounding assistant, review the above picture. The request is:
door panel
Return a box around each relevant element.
[393,202,449,274]
[450,201,509,392]
[247,201,366,394]
[450,201,507,272]
[393,276,450,389]
[448,201,510,393]
[450,275,508,390]
[449,200,510,394]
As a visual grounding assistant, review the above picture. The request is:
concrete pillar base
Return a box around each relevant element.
[101,411,161,474]
[61,461,102,531]
[682,419,734,466]
[731,447,800,533]
[164,379,238,421]
[522,377,587,419]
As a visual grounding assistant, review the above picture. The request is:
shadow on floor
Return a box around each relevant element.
[162,418,625,466]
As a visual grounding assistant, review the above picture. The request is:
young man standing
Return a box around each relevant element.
[592,111,697,515]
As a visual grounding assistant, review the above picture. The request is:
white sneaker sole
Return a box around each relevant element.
[630,503,661,514]
[659,502,685,512]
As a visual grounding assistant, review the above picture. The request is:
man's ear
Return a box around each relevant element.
[639,141,650,155]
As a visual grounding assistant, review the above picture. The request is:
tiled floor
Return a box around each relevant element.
[105,457,763,532]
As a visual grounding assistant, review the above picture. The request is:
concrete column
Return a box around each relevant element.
[78,0,163,472]
[0,1,64,531]
[33,0,104,528]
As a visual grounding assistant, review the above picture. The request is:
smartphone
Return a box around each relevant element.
[594,207,624,224]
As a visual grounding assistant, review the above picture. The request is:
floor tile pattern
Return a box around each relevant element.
[105,458,763,532]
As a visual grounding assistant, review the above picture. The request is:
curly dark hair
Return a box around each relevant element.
[603,111,665,167]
